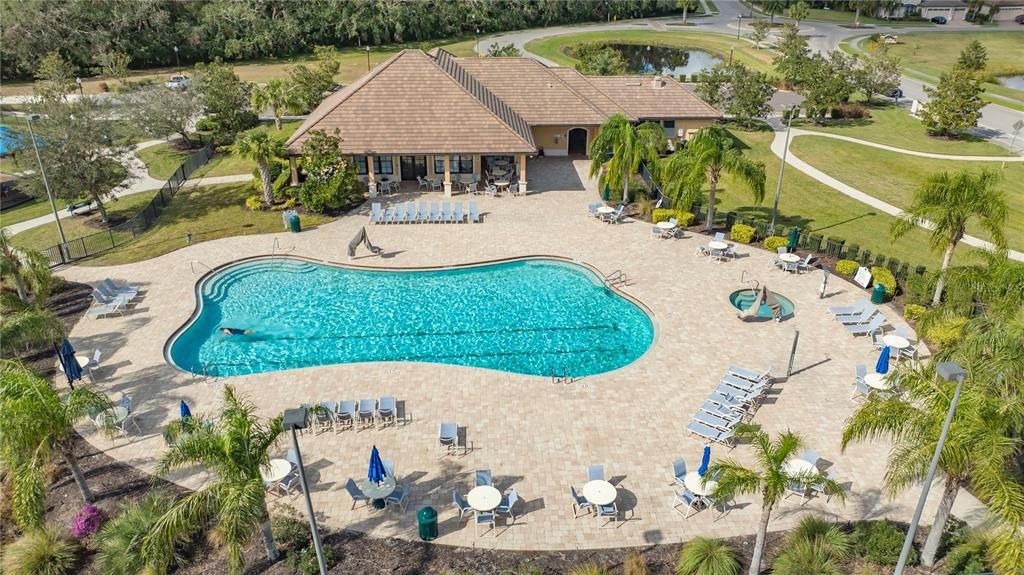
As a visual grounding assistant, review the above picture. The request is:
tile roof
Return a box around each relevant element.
[583,76,721,120]
[285,50,536,155]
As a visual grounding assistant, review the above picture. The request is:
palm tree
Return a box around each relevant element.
[0,230,54,304]
[95,491,189,575]
[841,358,1024,568]
[675,537,741,575]
[587,114,663,205]
[660,126,765,232]
[144,385,284,574]
[890,169,1007,307]
[850,0,878,25]
[771,515,850,575]
[934,250,1024,322]
[0,359,113,529]
[879,0,901,19]
[232,129,287,207]
[250,79,302,130]
[678,0,699,23]
[708,426,845,575]
[0,303,65,354]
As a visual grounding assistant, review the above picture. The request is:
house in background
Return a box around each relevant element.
[285,49,720,196]
[915,0,971,21]
[980,0,1024,21]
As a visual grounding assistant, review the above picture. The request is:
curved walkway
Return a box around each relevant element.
[772,127,1024,262]
[790,128,1024,162]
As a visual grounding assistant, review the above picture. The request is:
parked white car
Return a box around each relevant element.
[165,74,191,89]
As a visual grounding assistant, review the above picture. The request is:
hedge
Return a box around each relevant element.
[730,224,755,244]
[903,304,926,322]
[652,209,695,227]
[763,236,788,252]
[835,260,859,276]
[871,266,897,298]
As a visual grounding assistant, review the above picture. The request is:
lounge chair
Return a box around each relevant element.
[405,201,416,223]
[441,202,452,223]
[417,176,430,191]
[385,483,409,511]
[687,420,735,446]
[453,202,464,223]
[382,206,395,224]
[393,203,406,224]
[845,314,886,336]
[728,366,770,383]
[495,488,518,522]
[829,298,869,317]
[474,510,495,537]
[439,421,458,453]
[417,201,429,223]
[712,384,763,405]
[588,464,604,481]
[453,490,473,520]
[429,202,441,223]
[102,278,138,297]
[570,485,592,517]
[377,396,397,427]
[336,400,356,430]
[721,373,767,393]
[673,488,700,518]
[672,459,687,487]
[357,399,376,428]
[95,285,133,306]
[797,253,814,273]
[475,469,492,487]
[345,478,370,509]
[86,301,123,318]
[855,364,867,384]
[706,392,746,413]
[370,202,384,224]
[837,304,878,325]
[700,402,743,426]
[468,201,480,223]
[692,411,736,431]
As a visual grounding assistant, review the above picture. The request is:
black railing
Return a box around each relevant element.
[40,143,214,267]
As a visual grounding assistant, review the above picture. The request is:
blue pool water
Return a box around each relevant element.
[729,289,796,319]
[168,258,654,377]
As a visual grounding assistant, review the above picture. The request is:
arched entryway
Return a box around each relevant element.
[567,128,588,155]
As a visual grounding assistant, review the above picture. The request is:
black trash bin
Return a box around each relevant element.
[870,283,887,304]
[417,506,438,541]
[288,213,301,233]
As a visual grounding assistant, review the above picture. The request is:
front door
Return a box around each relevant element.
[400,156,427,180]
[567,128,588,155]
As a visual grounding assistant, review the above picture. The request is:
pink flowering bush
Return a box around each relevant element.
[70,504,105,539]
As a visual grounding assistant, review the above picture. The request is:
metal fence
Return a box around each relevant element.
[40,143,214,267]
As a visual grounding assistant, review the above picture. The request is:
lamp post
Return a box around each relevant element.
[728,47,734,66]
[768,105,795,235]
[736,15,743,39]
[173,46,180,71]
[282,408,327,575]
[893,362,967,575]
[24,114,68,248]
[75,77,83,98]
[365,46,371,72]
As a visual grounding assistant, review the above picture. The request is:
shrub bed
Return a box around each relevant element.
[871,266,898,299]
[730,224,755,244]
[835,259,859,276]
[762,236,788,252]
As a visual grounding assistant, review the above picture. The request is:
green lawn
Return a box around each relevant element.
[524,30,777,76]
[9,193,155,252]
[135,142,192,180]
[789,135,1023,251]
[191,120,304,179]
[796,106,1015,157]
[1,197,54,227]
[719,128,966,269]
[884,32,1024,102]
[85,183,334,266]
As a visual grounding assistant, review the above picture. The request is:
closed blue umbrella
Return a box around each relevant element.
[876,346,891,375]
[368,445,387,485]
[58,340,82,384]
[180,400,192,419]
[698,445,711,477]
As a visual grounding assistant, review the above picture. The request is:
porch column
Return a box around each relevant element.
[518,154,527,195]
[367,155,376,184]
[473,154,481,179]
[443,155,452,197]
[288,156,299,186]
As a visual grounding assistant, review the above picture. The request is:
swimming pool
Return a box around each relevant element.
[167,257,654,378]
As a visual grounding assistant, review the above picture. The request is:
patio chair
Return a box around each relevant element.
[570,485,593,517]
[279,471,302,496]
[811,469,839,502]
[102,278,138,298]
[474,510,496,537]
[651,225,663,239]
[713,232,726,242]
[587,202,600,217]
[587,464,604,482]
[728,366,770,383]
[429,202,441,223]
[900,341,921,361]
[390,180,401,194]
[852,379,871,399]
[465,182,478,195]
[893,326,911,339]
[870,330,886,350]
[687,420,736,446]
[370,202,384,224]
[855,364,867,384]
[417,176,430,191]
[800,449,821,467]
[770,246,788,269]
[797,253,814,273]
[596,502,618,527]
[386,483,409,511]
[693,411,737,432]
[393,203,406,224]
[344,478,371,509]
[829,298,869,317]
[453,490,473,520]
[484,184,498,197]
[431,178,443,192]
[336,400,356,430]
[441,202,452,223]
[603,206,625,224]
[784,260,800,273]
[95,285,133,306]
[837,305,878,325]
[495,488,518,523]
[700,402,743,426]
[357,399,376,428]
[439,421,458,453]
[672,459,687,487]
[723,243,737,259]
[695,245,710,257]
[673,488,700,518]
[475,469,492,487]
[382,459,396,480]
[453,202,464,223]
[845,314,887,336]
[377,396,397,427]
[416,201,429,223]
[405,201,416,223]
[381,206,396,224]
[784,480,808,505]
[314,401,337,433]
[468,201,480,223]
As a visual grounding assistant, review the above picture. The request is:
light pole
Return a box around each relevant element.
[282,408,327,575]
[768,105,795,235]
[24,114,68,248]
[173,46,180,71]
[893,362,967,575]
[365,46,371,72]
[736,15,743,39]
[75,77,83,98]
[728,47,734,66]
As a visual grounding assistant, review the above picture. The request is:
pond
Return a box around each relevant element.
[995,75,1024,91]
[605,43,723,78]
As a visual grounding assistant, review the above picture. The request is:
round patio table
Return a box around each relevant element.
[708,240,728,251]
[260,459,292,484]
[492,168,508,177]
[582,480,616,506]
[597,206,615,215]
[494,180,510,193]
[683,472,717,496]
[75,355,91,368]
[882,335,910,350]
[656,221,676,231]
[467,485,501,512]
[864,372,891,391]
[783,459,818,476]
[359,476,396,509]
[103,406,129,428]
[779,253,801,263]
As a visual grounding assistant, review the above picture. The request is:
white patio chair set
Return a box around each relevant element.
[695,232,738,262]
[370,201,480,224]
[300,397,402,434]
[369,179,402,196]
[827,298,890,338]
[586,202,626,224]
[782,449,840,505]
[87,278,141,318]
[769,247,815,273]
[569,464,621,528]
[343,460,411,512]
[453,469,520,537]
[686,366,771,447]
[670,458,724,520]
[91,394,141,437]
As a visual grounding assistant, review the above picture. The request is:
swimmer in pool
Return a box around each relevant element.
[220,327,254,336]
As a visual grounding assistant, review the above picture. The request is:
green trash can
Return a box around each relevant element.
[787,227,800,252]
[871,282,887,304]
[288,214,301,233]
[417,506,438,541]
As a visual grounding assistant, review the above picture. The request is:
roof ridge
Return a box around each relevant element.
[521,59,614,122]
[431,49,536,150]
[285,50,411,149]
[549,67,633,120]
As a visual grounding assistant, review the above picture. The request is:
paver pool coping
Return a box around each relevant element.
[162,253,659,379]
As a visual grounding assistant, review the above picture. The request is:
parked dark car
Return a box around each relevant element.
[1015,14,1024,24]
[887,87,904,100]
[930,16,947,24]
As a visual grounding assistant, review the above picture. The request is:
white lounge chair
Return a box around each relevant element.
[468,201,480,223]
[845,314,887,336]
[829,298,869,317]
[687,420,735,446]
[370,202,384,224]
